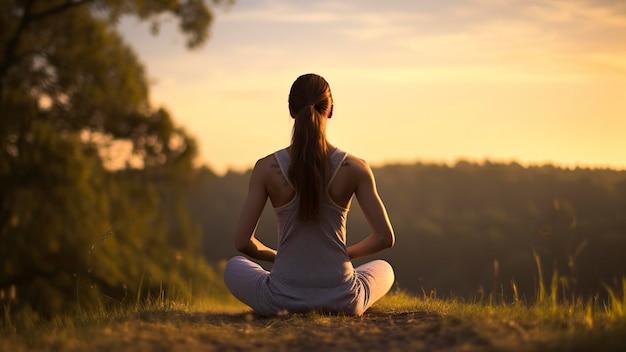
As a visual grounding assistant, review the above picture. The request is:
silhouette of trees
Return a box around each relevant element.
[192,161,626,300]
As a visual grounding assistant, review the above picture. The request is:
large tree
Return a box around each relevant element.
[0,0,231,318]
[1,0,230,169]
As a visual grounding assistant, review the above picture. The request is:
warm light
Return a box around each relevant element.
[119,1,626,175]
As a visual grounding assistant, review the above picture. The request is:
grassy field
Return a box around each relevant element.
[2,287,625,352]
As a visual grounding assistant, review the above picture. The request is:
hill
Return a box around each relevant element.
[189,161,626,300]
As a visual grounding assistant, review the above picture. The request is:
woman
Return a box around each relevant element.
[224,73,395,316]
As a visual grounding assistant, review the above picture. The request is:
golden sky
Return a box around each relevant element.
[119,0,626,175]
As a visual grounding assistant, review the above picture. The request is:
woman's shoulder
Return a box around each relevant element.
[256,153,275,164]
[253,152,280,172]
[251,150,290,180]
[337,152,375,182]
[256,147,290,164]
[342,152,370,171]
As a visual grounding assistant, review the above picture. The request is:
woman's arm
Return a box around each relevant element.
[234,159,277,262]
[347,160,395,260]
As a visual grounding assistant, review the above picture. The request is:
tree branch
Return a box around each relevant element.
[0,0,36,99]
[0,0,94,84]
[0,0,97,121]
[29,0,94,21]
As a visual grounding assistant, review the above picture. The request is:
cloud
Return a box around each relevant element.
[126,0,626,63]
[221,0,344,24]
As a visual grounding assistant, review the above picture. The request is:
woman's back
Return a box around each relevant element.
[269,148,353,289]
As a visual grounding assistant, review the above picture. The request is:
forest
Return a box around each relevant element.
[191,161,626,300]
[1,0,625,324]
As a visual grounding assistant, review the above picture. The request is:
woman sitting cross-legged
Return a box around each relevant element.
[223,73,395,316]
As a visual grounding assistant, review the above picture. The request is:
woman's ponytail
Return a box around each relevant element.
[288,74,333,221]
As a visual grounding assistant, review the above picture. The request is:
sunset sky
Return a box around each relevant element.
[119,0,626,175]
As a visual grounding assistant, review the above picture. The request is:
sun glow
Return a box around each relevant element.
[119,0,626,175]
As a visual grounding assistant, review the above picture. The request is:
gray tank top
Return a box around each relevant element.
[269,148,355,289]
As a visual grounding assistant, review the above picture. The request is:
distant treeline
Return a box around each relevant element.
[189,161,626,300]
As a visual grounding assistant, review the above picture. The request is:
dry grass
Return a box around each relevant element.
[2,290,625,352]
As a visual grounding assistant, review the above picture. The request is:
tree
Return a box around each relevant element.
[1,0,231,238]
[0,0,231,318]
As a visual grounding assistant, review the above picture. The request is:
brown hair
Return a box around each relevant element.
[288,74,333,221]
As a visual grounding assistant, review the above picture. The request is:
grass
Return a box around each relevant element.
[2,252,625,351]
[1,286,625,352]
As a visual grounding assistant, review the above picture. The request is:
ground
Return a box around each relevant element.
[3,294,625,351]
[0,309,597,352]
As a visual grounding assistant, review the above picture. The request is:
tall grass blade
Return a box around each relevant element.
[584,298,593,329]
[533,250,546,305]
[136,270,145,308]
[550,270,559,312]
[603,283,624,320]
[511,280,519,306]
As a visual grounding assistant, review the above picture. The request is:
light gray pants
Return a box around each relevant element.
[223,256,395,316]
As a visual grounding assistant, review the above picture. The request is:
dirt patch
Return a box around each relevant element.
[128,309,496,351]
[4,308,567,351]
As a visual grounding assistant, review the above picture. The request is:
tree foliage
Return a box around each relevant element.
[0,0,231,321]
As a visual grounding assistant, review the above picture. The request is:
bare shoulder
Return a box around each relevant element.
[252,152,291,190]
[256,151,286,168]
[255,153,277,168]
[342,153,373,177]
[250,153,279,178]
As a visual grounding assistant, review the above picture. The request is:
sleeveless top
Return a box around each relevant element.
[269,148,358,295]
